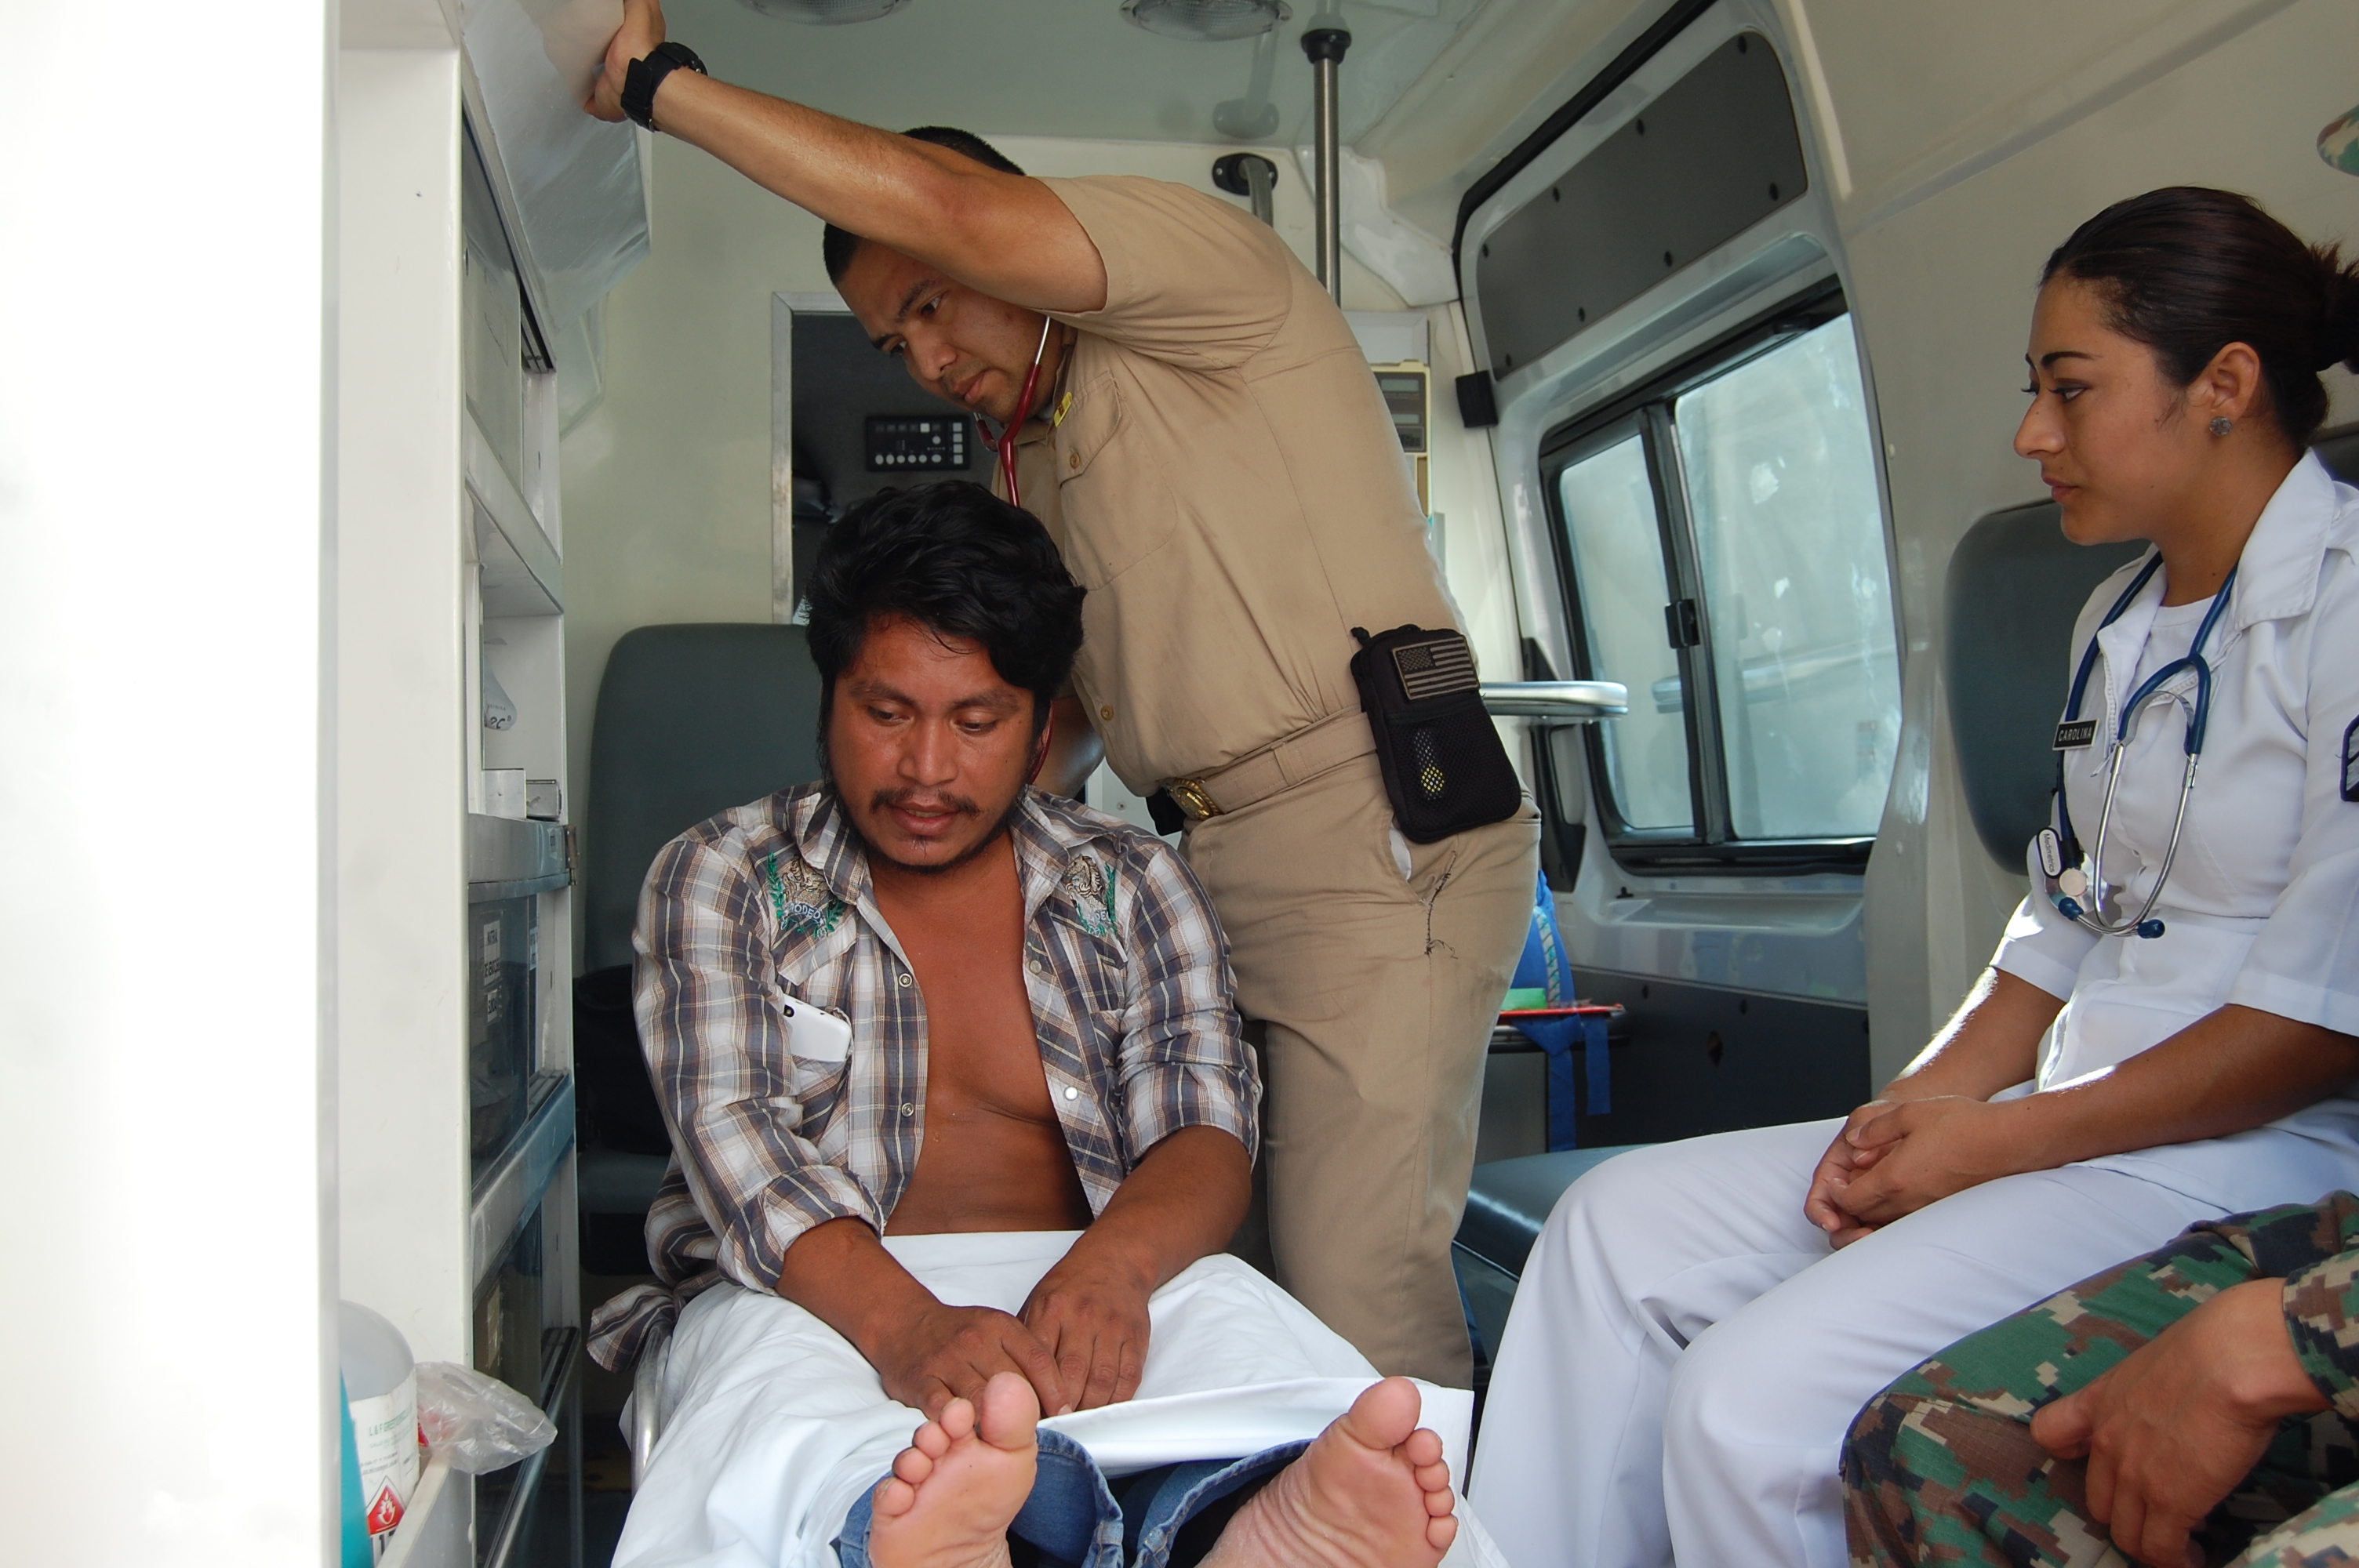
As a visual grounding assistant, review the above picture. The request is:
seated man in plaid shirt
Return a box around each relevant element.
[587,481,1483,1568]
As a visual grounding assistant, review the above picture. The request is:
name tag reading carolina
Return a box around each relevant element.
[2054,719,2099,751]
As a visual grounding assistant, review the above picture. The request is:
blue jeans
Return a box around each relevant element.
[837,1428,1307,1568]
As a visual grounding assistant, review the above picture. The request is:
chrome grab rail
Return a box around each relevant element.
[479,1326,580,1568]
[627,1318,674,1491]
[1478,680,1629,721]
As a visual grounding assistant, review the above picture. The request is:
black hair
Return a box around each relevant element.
[821,128,1026,285]
[2042,187,2359,445]
[803,480,1083,742]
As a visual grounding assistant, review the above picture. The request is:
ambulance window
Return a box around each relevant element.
[1675,316,1897,840]
[1539,291,1896,869]
[1557,434,1693,833]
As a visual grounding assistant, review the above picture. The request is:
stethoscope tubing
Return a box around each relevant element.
[977,316,1056,511]
[2043,554,2237,938]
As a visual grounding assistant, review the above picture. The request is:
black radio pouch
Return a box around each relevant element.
[1349,624,1521,844]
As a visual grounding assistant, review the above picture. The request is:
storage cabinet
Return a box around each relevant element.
[340,9,643,1561]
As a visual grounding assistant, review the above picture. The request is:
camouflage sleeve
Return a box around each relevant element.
[2283,1247,2359,1419]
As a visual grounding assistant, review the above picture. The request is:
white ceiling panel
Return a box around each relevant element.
[662,0,1486,146]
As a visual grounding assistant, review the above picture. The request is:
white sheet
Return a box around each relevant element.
[614,1230,1496,1568]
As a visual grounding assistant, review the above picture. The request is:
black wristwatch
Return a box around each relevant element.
[621,41,707,133]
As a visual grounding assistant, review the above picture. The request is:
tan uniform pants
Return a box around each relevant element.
[1183,751,1539,1385]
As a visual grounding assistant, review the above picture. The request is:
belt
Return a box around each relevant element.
[1161,709,1376,822]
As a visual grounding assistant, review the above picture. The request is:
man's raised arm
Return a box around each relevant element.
[586,0,1107,314]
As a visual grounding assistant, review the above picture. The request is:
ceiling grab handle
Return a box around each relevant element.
[1212,153,1280,227]
[1302,26,1351,303]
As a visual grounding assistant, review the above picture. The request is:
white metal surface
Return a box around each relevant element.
[336,37,478,1379]
[1,3,333,1562]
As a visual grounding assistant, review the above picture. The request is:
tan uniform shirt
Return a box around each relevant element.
[1005,175,1460,790]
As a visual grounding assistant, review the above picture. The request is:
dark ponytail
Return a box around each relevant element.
[2042,187,2359,445]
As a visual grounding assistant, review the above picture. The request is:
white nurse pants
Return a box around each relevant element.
[1467,1116,2359,1568]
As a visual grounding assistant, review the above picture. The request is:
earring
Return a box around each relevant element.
[2209,416,2234,437]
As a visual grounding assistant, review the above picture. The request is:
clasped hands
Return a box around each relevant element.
[871,1245,1154,1421]
[1804,1094,2027,1247]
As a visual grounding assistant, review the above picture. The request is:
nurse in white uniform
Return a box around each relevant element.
[1470,186,2359,1568]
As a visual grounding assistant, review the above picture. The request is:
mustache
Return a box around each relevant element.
[869,786,984,819]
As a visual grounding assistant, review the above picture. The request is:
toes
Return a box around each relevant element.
[936,1398,976,1444]
[1426,1515,1459,1553]
[1412,1459,1451,1494]
[1401,1427,1443,1469]
[873,1475,918,1519]
[1337,1377,1423,1453]
[974,1372,1043,1454]
[892,1446,936,1486]
[1423,1487,1454,1518]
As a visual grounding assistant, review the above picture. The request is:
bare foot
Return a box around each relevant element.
[1203,1377,1457,1568]
[867,1372,1041,1568]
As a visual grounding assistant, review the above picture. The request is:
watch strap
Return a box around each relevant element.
[621,41,707,133]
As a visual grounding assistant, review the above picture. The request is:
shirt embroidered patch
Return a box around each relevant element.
[1061,855,1119,936]
[766,851,846,938]
[2343,715,2359,802]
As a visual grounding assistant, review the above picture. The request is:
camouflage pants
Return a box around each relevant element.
[1842,1195,2359,1567]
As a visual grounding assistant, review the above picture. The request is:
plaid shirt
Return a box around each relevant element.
[586,782,1256,1371]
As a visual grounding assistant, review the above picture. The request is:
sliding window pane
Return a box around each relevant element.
[1557,437,1692,832]
[1674,315,1899,840]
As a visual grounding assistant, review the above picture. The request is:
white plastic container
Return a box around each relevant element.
[340,1301,420,1561]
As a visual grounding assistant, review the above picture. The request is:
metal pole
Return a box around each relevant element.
[1301,27,1350,304]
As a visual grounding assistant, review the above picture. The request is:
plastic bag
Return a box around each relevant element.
[413,1362,557,1475]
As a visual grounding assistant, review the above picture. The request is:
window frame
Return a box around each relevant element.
[1538,280,1885,874]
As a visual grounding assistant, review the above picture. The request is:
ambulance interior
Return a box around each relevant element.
[16,0,2359,1562]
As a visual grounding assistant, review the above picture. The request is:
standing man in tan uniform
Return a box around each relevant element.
[587,0,1538,1385]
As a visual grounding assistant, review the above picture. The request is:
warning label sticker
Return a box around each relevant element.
[366,1481,405,1535]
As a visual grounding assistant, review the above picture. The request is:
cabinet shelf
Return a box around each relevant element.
[465,814,569,893]
[471,1072,576,1296]
[466,415,562,617]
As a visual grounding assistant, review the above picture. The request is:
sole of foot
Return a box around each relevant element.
[1205,1376,1457,1568]
[867,1372,1041,1568]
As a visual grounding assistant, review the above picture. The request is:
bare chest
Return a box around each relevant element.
[873,873,1053,1124]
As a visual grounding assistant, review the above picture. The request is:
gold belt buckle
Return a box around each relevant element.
[1165,778,1224,821]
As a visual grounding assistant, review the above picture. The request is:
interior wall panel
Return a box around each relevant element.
[1837,0,2358,1074]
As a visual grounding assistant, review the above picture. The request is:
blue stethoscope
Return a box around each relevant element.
[2034,553,2237,940]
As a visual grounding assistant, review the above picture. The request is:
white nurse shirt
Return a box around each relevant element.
[1994,450,2359,1197]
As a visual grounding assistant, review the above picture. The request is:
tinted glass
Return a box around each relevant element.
[1674,315,1899,838]
[1558,436,1693,831]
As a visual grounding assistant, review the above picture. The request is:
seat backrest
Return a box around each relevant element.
[1945,423,2359,869]
[584,625,826,971]
[2316,425,2359,485]
[1942,510,2141,866]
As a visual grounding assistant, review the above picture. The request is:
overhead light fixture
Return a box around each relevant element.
[1122,0,1291,43]
[737,0,911,23]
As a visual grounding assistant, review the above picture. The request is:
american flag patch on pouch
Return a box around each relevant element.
[1390,633,1479,701]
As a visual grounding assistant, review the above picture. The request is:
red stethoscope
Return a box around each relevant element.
[976,316,1055,509]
